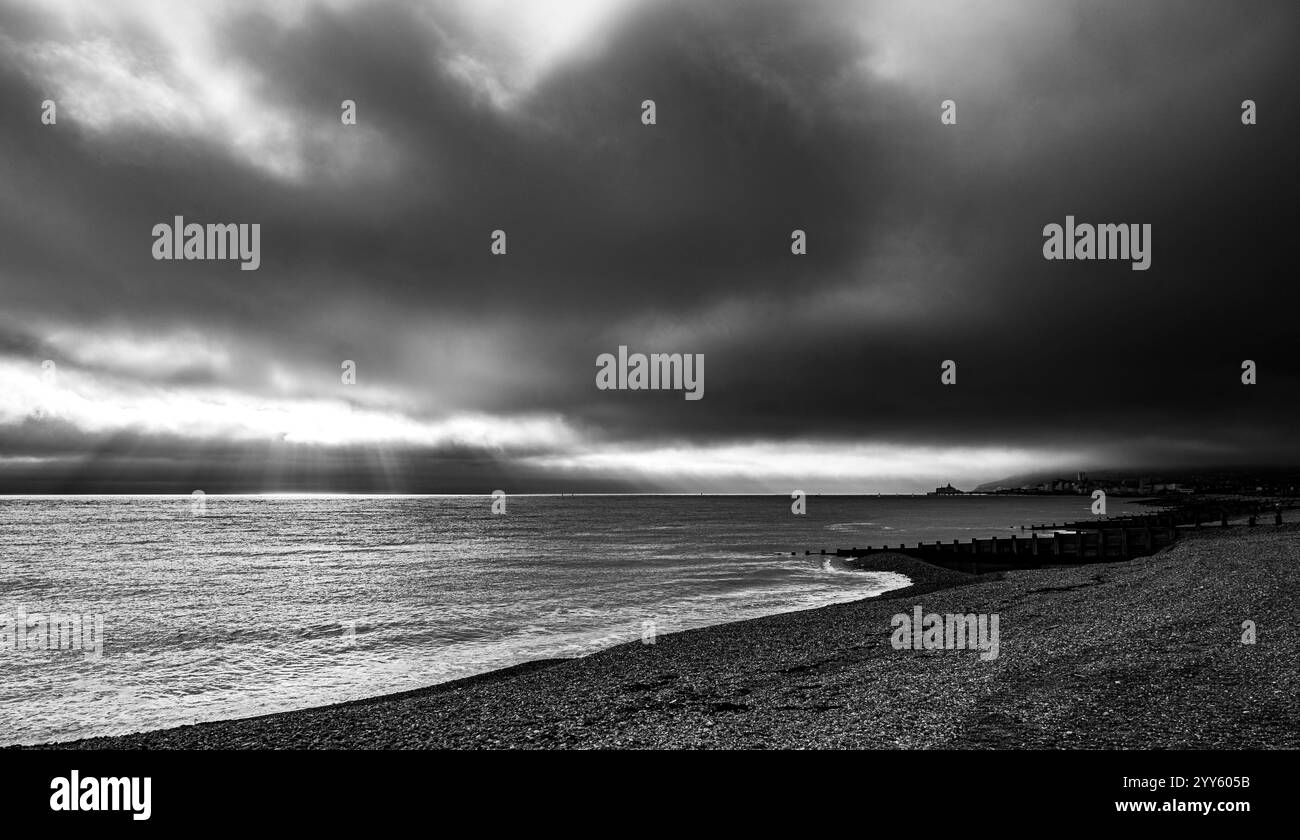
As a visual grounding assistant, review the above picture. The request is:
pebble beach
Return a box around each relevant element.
[31,525,1299,750]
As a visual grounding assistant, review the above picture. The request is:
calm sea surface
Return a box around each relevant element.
[0,494,1146,744]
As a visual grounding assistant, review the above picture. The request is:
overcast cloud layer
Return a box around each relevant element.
[1,0,1296,493]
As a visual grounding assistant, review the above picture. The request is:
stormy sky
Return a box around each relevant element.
[0,0,1296,493]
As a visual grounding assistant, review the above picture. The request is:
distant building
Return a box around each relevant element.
[929,483,963,496]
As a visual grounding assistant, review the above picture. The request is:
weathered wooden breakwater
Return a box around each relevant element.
[819,525,1177,573]
[807,502,1290,574]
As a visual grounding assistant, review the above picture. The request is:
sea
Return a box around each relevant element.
[0,493,1148,745]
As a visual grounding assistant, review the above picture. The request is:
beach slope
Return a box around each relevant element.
[35,526,1300,749]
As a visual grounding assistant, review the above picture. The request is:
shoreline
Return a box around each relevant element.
[19,526,1300,749]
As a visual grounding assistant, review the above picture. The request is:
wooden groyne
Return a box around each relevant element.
[820,526,1176,573]
[809,502,1291,574]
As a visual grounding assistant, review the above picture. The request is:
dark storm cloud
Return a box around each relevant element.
[0,0,1297,491]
